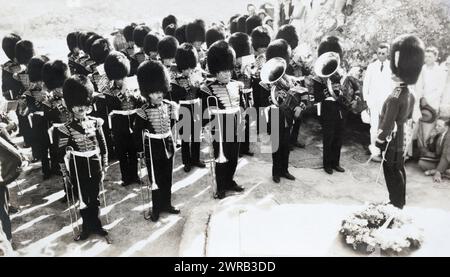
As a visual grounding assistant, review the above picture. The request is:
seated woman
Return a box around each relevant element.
[419,118,448,172]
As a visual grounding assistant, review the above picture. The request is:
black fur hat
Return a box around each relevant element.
[162,15,177,33]
[143,33,160,55]
[206,27,225,49]
[175,24,187,44]
[162,15,177,31]
[186,19,206,43]
[276,24,299,50]
[228,32,251,59]
[266,39,291,64]
[15,40,35,65]
[237,15,249,34]
[63,74,95,109]
[85,34,102,56]
[157,36,179,60]
[42,60,70,91]
[251,26,271,51]
[133,25,151,48]
[245,15,262,35]
[175,43,198,71]
[123,23,137,42]
[104,51,130,80]
[66,31,79,52]
[90,38,111,64]
[2,33,22,61]
[165,24,176,37]
[390,34,425,85]
[137,60,170,96]
[76,31,87,51]
[207,40,236,75]
[27,55,50,83]
[229,14,240,34]
[81,32,97,53]
[317,35,343,59]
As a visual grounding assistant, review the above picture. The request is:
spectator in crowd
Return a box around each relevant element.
[439,56,450,119]
[415,46,446,145]
[362,43,392,162]
[419,118,448,172]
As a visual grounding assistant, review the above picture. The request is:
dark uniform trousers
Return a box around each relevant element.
[383,136,406,209]
[114,130,139,183]
[31,114,51,176]
[268,107,291,177]
[180,104,201,166]
[213,141,240,192]
[69,155,103,232]
[0,186,11,241]
[144,137,174,212]
[290,118,302,145]
[320,100,346,169]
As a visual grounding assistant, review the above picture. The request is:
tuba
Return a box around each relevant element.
[260,57,309,119]
[314,52,341,78]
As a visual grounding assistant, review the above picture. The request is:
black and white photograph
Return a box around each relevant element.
[1,0,450,260]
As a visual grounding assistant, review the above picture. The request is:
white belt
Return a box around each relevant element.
[179,99,200,105]
[108,109,137,128]
[143,131,172,139]
[209,106,240,115]
[242,88,252,94]
[324,97,336,102]
[48,123,65,144]
[68,148,100,158]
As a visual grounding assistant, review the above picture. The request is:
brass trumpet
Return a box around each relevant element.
[206,96,228,164]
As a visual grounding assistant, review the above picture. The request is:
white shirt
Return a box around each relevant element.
[440,71,450,118]
[415,64,446,111]
[363,59,393,111]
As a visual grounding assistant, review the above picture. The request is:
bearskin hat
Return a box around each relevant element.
[228,32,251,59]
[144,33,160,55]
[162,15,177,33]
[15,40,35,65]
[123,23,137,42]
[175,43,198,71]
[84,34,102,56]
[2,33,22,61]
[104,51,130,81]
[207,40,236,75]
[206,27,225,49]
[245,15,262,35]
[42,60,70,91]
[266,39,291,64]
[390,34,425,85]
[165,24,176,37]
[137,60,170,96]
[76,31,88,51]
[317,35,343,59]
[237,15,249,34]
[175,24,187,44]
[251,26,271,51]
[27,55,50,83]
[157,36,179,60]
[81,32,97,53]
[276,24,299,50]
[90,38,111,64]
[229,15,239,35]
[66,31,79,52]
[133,25,151,48]
[63,74,95,109]
[186,19,206,43]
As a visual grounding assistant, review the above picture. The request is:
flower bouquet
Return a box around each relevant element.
[340,203,424,254]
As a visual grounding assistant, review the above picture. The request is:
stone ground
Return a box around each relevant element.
[6,116,450,257]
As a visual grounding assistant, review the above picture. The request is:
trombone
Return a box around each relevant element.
[64,146,82,240]
[139,129,158,220]
[206,96,228,164]
[203,125,218,198]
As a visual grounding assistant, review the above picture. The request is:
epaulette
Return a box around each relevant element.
[392,87,402,98]
[136,106,147,119]
[57,123,71,136]
[200,81,213,95]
